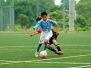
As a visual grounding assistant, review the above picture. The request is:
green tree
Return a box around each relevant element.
[75,15,86,28]
[15,0,55,29]
[16,14,29,28]
[76,0,91,29]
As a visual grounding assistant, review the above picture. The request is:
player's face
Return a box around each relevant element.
[42,15,48,21]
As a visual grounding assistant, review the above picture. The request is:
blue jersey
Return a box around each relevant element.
[33,19,57,32]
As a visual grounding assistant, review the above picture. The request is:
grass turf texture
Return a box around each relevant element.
[0,31,91,68]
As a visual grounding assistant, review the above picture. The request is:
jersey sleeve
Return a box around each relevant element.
[33,21,41,30]
[36,28,42,33]
[50,20,57,26]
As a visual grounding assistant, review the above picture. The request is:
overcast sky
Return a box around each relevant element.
[55,0,80,6]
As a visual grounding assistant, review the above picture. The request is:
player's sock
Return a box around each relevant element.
[55,44,61,51]
[47,47,56,53]
[44,43,47,51]
[37,44,42,52]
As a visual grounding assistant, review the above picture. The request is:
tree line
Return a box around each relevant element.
[15,0,91,31]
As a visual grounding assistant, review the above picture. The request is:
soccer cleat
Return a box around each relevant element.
[55,49,63,55]
[58,51,64,55]
[43,50,47,55]
[54,49,59,55]
[44,50,47,53]
[35,52,39,57]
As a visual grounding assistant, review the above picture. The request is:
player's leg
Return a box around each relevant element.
[35,32,44,57]
[52,39,61,51]
[47,44,58,54]
[47,36,59,54]
[43,39,48,54]
[44,31,53,52]
[52,39,63,55]
[47,44,62,55]
[44,39,48,51]
[35,43,42,57]
[37,43,42,53]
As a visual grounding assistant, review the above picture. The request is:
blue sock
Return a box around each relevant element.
[44,44,47,51]
[37,44,42,52]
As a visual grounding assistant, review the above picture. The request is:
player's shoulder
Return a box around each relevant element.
[47,19,53,22]
[38,19,43,23]
[48,19,56,24]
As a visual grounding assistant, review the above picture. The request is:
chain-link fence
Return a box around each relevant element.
[0,0,14,31]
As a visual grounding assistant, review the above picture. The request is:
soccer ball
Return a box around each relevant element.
[39,51,47,58]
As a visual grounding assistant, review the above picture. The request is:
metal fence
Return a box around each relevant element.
[0,0,14,31]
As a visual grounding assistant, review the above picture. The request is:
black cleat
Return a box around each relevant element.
[55,49,63,55]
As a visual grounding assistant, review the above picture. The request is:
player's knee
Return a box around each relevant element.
[39,43,42,46]
[44,40,48,44]
[47,45,51,48]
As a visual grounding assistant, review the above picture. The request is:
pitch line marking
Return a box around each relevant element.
[0,62,91,65]
[0,44,91,48]
[0,54,91,65]
[69,65,91,68]
[0,46,35,48]
[29,62,91,64]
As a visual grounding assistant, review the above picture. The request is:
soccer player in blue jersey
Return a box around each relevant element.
[33,12,59,57]
[31,28,63,55]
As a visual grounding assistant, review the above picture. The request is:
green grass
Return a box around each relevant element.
[0,31,91,68]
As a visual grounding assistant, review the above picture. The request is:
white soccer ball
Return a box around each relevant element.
[39,51,47,58]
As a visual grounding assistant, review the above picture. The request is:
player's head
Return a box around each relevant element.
[41,12,48,21]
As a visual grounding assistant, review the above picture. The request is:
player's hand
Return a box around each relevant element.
[56,31,59,36]
[30,34,33,36]
[29,30,40,37]
[29,34,32,37]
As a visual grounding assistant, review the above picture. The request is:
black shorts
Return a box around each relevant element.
[49,34,57,45]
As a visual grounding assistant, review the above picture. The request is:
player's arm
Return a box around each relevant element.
[30,28,42,36]
[30,22,41,36]
[51,20,59,35]
[30,31,38,36]
[33,21,40,30]
[55,24,59,35]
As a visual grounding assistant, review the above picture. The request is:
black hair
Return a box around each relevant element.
[41,12,47,16]
[36,16,42,21]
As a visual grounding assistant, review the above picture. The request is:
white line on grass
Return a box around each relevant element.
[0,54,91,65]
[0,44,91,48]
[31,62,91,64]
[0,62,91,66]
[69,65,91,68]
[64,44,91,46]
[0,46,35,48]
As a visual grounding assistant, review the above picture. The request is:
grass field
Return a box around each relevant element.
[0,31,91,68]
